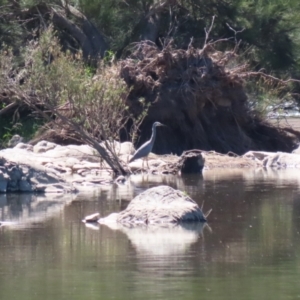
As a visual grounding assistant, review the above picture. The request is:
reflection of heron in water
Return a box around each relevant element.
[129,122,165,168]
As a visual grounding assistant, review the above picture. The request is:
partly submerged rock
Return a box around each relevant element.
[98,185,207,226]
[83,212,100,223]
[0,142,112,192]
[114,175,126,184]
[244,150,300,169]
[0,157,76,193]
[98,212,119,224]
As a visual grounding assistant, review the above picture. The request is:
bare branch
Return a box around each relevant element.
[0,102,18,116]
[226,23,245,44]
[203,15,215,48]
[242,71,300,84]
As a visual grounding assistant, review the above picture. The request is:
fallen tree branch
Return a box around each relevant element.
[61,3,108,58]
[242,71,300,84]
[203,15,215,47]
[20,94,129,176]
[51,7,95,60]
[0,102,18,116]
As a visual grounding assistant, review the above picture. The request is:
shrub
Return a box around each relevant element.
[0,28,132,174]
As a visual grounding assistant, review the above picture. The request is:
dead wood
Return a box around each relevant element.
[120,41,299,155]
[129,1,166,43]
[5,2,107,60]
[54,3,108,58]
[23,96,128,176]
[129,149,260,175]
[0,102,18,116]
[51,8,97,60]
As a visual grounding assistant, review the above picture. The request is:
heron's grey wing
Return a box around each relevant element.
[129,141,152,162]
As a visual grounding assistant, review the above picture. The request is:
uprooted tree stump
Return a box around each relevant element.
[120,41,299,155]
[178,150,205,174]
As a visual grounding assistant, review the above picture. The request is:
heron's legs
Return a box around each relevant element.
[141,157,149,171]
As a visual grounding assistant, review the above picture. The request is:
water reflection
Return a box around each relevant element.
[85,221,207,256]
[1,168,300,300]
[0,193,75,228]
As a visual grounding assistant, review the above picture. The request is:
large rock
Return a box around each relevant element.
[292,145,300,154]
[98,185,207,225]
[244,151,300,169]
[7,135,24,148]
[0,142,113,192]
[0,157,76,193]
[33,140,57,153]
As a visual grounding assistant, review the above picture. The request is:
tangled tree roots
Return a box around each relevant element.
[120,41,299,155]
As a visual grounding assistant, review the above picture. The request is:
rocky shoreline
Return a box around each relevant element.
[1,139,300,193]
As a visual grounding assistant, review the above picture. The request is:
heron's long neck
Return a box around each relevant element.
[149,126,157,149]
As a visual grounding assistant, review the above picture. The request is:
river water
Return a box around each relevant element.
[1,168,300,300]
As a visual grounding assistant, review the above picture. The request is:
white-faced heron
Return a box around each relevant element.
[129,122,165,168]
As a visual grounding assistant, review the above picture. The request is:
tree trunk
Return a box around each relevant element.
[51,5,108,59]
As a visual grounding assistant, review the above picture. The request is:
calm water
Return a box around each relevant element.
[1,169,300,300]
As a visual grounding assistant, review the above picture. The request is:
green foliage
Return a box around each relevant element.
[1,0,300,129]
[130,98,149,145]
[0,28,132,145]
[234,0,300,71]
[168,0,300,73]
[103,50,115,64]
[0,116,43,147]
[74,0,150,51]
[0,1,22,49]
[70,0,300,75]
[2,0,300,75]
